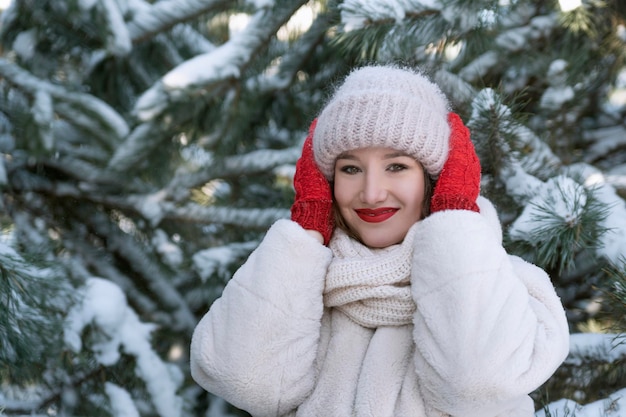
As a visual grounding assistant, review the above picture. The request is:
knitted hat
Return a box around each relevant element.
[313,65,451,179]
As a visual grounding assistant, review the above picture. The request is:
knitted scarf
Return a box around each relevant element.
[323,224,418,328]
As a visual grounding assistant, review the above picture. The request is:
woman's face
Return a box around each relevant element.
[333,147,427,248]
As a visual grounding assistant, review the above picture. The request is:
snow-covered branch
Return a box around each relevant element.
[127,0,231,43]
[0,58,129,145]
[107,121,169,172]
[132,0,308,122]
[99,0,132,56]
[247,10,330,93]
[161,203,289,228]
[166,146,301,193]
[64,278,184,417]
[85,213,197,332]
[111,0,309,172]
[193,241,259,282]
[565,333,626,367]
[538,387,626,417]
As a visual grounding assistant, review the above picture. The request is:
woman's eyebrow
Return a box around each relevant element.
[383,152,410,159]
[336,153,357,160]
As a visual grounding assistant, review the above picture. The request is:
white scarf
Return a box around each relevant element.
[323,224,418,328]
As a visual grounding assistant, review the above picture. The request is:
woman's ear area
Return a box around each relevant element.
[422,174,435,219]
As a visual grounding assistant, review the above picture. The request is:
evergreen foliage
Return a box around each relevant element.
[0,0,625,416]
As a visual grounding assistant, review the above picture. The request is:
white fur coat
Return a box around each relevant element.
[190,197,569,417]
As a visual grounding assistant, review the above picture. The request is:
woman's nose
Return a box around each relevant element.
[360,171,387,204]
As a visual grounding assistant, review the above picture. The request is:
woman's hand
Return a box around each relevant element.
[430,113,481,213]
[291,119,334,245]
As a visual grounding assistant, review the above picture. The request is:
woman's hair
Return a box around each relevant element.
[331,164,436,244]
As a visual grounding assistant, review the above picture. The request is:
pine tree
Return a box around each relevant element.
[330,0,626,411]
[0,1,346,416]
[0,0,625,416]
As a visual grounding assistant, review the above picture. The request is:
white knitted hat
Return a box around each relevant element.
[313,65,451,179]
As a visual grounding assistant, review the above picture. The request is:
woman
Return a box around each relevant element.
[190,65,570,417]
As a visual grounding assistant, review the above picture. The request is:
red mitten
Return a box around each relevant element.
[430,112,481,213]
[291,119,334,245]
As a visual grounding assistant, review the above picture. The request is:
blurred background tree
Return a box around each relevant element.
[0,0,625,416]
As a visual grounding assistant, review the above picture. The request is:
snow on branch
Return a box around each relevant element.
[169,24,217,56]
[192,241,259,282]
[565,333,626,367]
[83,210,197,332]
[105,383,140,417]
[584,125,626,164]
[459,51,499,83]
[161,203,289,229]
[127,0,232,43]
[45,156,138,188]
[567,163,626,266]
[107,121,166,172]
[495,15,556,53]
[133,0,307,122]
[508,174,609,272]
[246,10,330,93]
[0,58,129,145]
[112,1,308,172]
[32,90,54,151]
[469,88,561,180]
[65,252,161,326]
[64,277,184,417]
[167,146,301,192]
[100,0,132,56]
[339,0,438,31]
[538,387,626,417]
[434,69,476,104]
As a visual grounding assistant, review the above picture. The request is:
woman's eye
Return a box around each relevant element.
[339,165,360,174]
[387,163,408,172]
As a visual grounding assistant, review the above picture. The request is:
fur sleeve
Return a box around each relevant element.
[410,197,569,416]
[190,219,332,416]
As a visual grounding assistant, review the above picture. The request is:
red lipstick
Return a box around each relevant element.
[355,207,398,223]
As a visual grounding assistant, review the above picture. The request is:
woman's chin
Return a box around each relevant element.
[360,233,403,249]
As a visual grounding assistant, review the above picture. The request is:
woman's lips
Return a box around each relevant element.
[354,207,399,223]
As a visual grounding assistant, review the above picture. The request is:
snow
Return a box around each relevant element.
[339,0,440,31]
[246,0,273,8]
[134,189,167,226]
[584,126,626,162]
[134,38,243,121]
[152,229,184,268]
[105,383,140,417]
[101,0,132,56]
[64,278,184,417]
[503,162,545,202]
[540,60,575,110]
[559,0,582,12]
[161,45,242,90]
[568,164,626,265]
[33,90,54,150]
[192,241,258,282]
[507,160,626,268]
[459,51,499,81]
[78,0,98,10]
[0,156,6,185]
[538,388,626,416]
[3,1,626,416]
[496,15,555,52]
[535,333,626,416]
[12,28,37,61]
[566,333,626,366]
[0,58,130,141]
[134,7,280,121]
[509,175,587,241]
[540,85,574,110]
